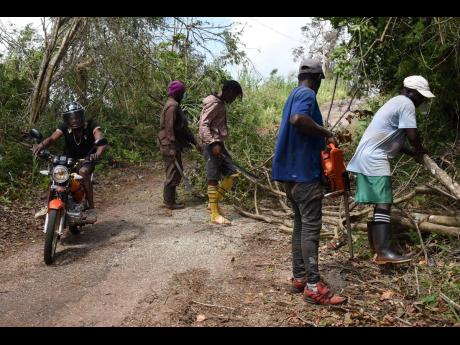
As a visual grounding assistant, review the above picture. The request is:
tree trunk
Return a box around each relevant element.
[75,57,95,105]
[28,17,85,127]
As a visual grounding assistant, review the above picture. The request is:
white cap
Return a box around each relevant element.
[403,75,435,98]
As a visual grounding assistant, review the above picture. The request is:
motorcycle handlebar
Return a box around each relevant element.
[78,157,102,164]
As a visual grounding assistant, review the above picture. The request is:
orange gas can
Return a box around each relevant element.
[321,143,346,196]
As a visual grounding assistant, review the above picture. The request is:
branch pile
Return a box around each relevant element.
[233,154,460,240]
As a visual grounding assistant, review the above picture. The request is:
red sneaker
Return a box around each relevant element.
[290,277,307,293]
[303,281,347,305]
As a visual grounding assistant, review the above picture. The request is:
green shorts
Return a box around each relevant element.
[354,173,393,204]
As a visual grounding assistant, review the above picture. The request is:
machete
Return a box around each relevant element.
[219,152,262,183]
[174,159,193,194]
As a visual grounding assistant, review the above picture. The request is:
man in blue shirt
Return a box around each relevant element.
[272,59,346,306]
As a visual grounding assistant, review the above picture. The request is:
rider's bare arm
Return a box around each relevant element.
[32,130,63,155]
[92,128,107,160]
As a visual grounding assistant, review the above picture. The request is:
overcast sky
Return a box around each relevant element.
[228,17,309,79]
[0,17,310,79]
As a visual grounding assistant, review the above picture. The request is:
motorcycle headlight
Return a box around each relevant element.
[52,165,69,183]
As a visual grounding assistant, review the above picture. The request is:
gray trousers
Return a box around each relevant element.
[162,151,182,204]
[162,151,182,187]
[284,181,324,284]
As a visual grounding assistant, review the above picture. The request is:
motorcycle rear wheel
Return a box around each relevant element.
[44,209,60,265]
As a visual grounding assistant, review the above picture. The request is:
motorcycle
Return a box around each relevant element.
[29,128,108,265]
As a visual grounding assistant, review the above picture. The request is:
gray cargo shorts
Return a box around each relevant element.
[203,143,237,181]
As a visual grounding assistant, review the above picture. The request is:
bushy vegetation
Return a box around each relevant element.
[0,18,241,203]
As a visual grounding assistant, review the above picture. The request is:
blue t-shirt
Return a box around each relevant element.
[272,85,325,183]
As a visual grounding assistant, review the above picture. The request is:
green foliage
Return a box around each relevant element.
[0,17,243,203]
[0,26,43,204]
[421,293,438,306]
[185,69,348,208]
[323,17,460,151]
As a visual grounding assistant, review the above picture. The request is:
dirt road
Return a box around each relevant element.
[1,163,452,327]
[0,164,298,326]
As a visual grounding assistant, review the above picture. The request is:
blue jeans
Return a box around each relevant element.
[284,181,324,284]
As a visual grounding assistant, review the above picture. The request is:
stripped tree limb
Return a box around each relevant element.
[395,206,429,264]
[425,183,458,201]
[325,75,339,128]
[410,213,460,227]
[353,216,460,237]
[423,154,460,200]
[330,89,359,131]
[439,293,460,312]
[250,179,286,197]
[233,206,273,223]
[28,17,86,126]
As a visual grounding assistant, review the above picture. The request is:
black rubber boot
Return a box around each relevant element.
[370,222,411,264]
[367,221,375,254]
[163,185,185,210]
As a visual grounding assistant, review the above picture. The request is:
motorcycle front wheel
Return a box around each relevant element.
[44,209,60,265]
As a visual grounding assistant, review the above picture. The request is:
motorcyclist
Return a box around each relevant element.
[32,101,107,220]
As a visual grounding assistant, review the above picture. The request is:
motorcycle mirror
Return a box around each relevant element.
[29,128,44,142]
[94,138,108,146]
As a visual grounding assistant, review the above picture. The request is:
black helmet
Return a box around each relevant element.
[62,101,85,129]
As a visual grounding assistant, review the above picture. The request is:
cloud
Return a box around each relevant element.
[230,17,310,78]
[0,17,42,29]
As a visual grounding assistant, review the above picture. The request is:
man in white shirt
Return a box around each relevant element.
[347,76,435,264]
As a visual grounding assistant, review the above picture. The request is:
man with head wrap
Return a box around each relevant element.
[157,80,201,209]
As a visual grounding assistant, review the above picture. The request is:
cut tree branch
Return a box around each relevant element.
[423,154,460,200]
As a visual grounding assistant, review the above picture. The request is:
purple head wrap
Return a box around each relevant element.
[167,80,186,96]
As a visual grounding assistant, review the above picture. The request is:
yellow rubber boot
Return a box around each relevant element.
[208,185,231,225]
[217,172,239,201]
[207,173,240,214]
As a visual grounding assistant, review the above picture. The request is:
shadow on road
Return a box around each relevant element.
[55,220,145,265]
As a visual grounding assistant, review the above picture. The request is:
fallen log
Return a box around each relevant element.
[410,213,460,227]
[331,186,435,222]
[353,215,460,237]
[423,155,460,200]
[326,185,452,224]
[234,206,273,223]
[235,206,341,229]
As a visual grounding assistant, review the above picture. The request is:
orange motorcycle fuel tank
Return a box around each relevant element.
[70,179,85,203]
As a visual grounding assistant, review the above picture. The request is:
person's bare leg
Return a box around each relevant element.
[79,167,94,209]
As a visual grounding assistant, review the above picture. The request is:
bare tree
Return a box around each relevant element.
[292,19,340,75]
[28,17,86,126]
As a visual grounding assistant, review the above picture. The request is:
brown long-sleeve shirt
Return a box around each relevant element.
[198,94,229,145]
[157,98,196,156]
